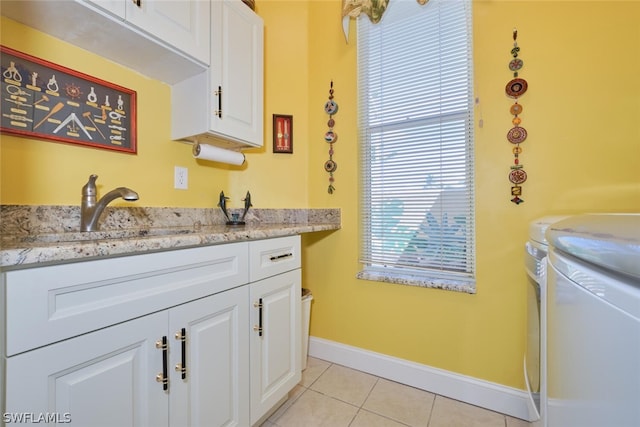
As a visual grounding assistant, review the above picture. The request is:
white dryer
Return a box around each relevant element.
[524,216,567,425]
[545,214,640,427]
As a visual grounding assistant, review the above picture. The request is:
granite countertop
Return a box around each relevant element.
[0,205,340,269]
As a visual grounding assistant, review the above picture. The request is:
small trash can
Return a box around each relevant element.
[301,288,313,370]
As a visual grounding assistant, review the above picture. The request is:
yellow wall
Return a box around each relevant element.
[0,6,310,208]
[2,0,639,390]
[302,0,640,390]
[229,1,311,207]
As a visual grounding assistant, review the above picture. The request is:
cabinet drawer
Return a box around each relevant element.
[4,242,248,356]
[249,236,301,282]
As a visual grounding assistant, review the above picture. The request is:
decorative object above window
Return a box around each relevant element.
[341,0,429,42]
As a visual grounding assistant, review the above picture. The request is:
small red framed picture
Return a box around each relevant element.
[273,114,293,153]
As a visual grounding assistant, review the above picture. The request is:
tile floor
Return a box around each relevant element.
[261,357,532,427]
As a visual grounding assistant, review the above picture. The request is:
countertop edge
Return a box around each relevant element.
[1,223,340,270]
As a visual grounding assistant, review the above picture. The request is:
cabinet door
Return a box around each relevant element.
[169,286,250,427]
[210,0,264,146]
[126,0,210,64]
[5,312,168,427]
[250,269,301,425]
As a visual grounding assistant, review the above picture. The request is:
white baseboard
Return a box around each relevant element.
[308,336,535,422]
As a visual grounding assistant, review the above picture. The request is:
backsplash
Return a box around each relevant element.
[0,205,341,236]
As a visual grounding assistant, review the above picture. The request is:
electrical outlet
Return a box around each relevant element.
[174,166,188,190]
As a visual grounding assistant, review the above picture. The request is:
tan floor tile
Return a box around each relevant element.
[301,357,331,388]
[267,384,306,423]
[351,409,412,427]
[362,378,435,427]
[429,395,506,427]
[271,389,358,427]
[506,415,532,427]
[310,364,378,406]
[266,358,530,427]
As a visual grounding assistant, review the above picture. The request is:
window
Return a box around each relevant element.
[357,0,475,293]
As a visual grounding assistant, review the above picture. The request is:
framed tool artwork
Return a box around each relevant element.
[0,46,137,153]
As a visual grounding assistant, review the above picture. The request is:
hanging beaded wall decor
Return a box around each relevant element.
[506,29,528,205]
[324,81,338,194]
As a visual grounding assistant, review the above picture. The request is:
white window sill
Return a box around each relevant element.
[356,270,476,294]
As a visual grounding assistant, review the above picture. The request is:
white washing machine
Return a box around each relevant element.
[545,214,640,427]
[524,216,567,425]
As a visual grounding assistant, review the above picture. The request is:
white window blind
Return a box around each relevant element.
[357,0,475,289]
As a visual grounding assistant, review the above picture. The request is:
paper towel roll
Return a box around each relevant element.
[192,143,245,166]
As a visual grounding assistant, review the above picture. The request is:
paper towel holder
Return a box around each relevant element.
[192,142,246,166]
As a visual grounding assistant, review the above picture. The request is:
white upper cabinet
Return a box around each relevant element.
[85,0,125,16]
[124,0,210,65]
[86,0,210,64]
[0,0,209,84]
[171,0,264,148]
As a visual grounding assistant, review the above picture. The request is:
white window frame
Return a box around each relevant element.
[356,0,476,293]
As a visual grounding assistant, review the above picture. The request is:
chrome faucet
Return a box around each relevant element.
[81,174,139,232]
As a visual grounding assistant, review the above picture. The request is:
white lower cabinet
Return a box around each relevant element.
[5,284,249,427]
[1,236,301,427]
[170,286,249,427]
[250,270,302,425]
[249,235,302,425]
[6,311,169,426]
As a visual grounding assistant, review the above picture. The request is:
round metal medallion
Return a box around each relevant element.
[324,130,338,143]
[507,126,528,144]
[324,100,339,115]
[324,160,338,173]
[505,78,528,98]
[509,169,528,184]
[509,58,524,72]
